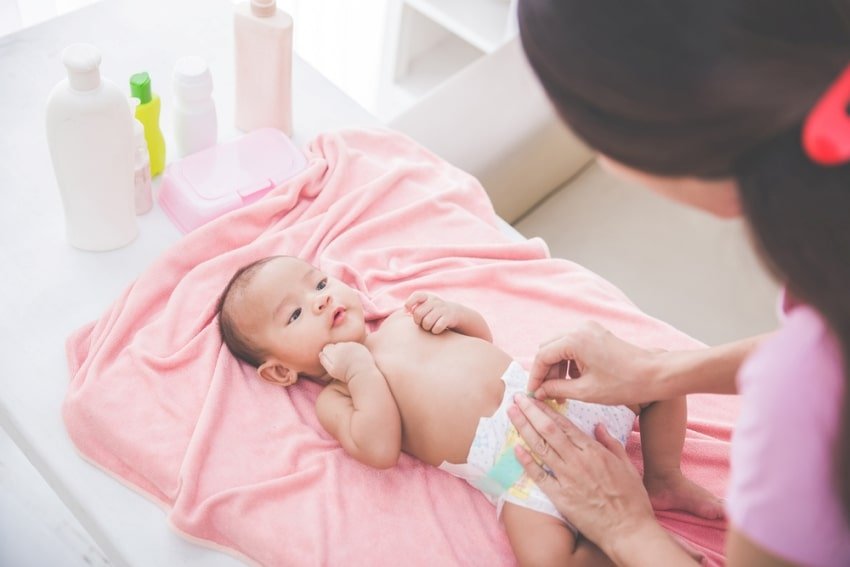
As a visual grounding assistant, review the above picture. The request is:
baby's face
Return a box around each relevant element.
[233,257,367,377]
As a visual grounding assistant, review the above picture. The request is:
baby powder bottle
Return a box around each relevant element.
[172,56,218,157]
[233,0,293,135]
[130,72,166,176]
[45,43,138,251]
[131,101,153,214]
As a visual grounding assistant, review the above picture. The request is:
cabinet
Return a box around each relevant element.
[379,0,518,120]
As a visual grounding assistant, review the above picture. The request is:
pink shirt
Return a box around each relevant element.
[729,295,850,566]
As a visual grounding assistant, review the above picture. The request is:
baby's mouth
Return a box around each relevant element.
[331,306,346,327]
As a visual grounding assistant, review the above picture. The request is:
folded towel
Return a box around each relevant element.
[65,129,732,566]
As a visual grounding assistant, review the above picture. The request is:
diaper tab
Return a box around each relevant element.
[486,450,525,491]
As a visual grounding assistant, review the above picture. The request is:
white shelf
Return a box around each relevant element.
[404,0,512,53]
[396,34,483,98]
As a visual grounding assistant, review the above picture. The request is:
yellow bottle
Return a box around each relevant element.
[130,72,166,176]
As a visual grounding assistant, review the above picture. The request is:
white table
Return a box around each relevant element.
[0,1,381,565]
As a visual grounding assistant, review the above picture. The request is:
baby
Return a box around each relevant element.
[216,255,722,566]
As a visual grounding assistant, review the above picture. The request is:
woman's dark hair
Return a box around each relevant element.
[519,0,850,521]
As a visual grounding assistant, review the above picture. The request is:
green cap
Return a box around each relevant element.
[130,72,152,103]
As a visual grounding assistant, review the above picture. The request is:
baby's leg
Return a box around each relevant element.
[501,502,614,567]
[639,396,724,519]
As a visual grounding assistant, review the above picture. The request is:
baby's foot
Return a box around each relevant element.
[643,470,725,520]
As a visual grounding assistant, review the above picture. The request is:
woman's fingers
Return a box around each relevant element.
[594,423,629,463]
[511,394,593,458]
[514,443,559,488]
[528,335,577,393]
[534,374,591,401]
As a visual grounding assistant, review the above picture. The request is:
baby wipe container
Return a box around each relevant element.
[158,128,307,233]
[233,0,293,135]
[172,56,217,157]
[46,43,138,251]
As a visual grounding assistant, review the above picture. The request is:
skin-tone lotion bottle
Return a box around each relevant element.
[45,43,138,251]
[233,0,293,136]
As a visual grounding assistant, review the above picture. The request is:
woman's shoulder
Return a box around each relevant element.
[738,303,842,399]
[729,303,850,565]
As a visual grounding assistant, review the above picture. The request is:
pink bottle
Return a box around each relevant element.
[233,0,293,136]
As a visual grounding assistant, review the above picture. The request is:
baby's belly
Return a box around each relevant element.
[374,328,515,467]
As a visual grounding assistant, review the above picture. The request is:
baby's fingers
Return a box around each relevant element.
[404,291,429,311]
[431,316,449,334]
[421,309,441,331]
[411,303,435,326]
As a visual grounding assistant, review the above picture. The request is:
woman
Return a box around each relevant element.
[508,1,850,565]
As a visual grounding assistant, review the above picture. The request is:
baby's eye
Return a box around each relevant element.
[288,307,301,324]
[316,278,327,291]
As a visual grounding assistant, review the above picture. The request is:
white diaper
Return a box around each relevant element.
[439,361,636,526]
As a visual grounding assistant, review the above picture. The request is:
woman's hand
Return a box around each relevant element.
[508,394,655,546]
[507,395,699,565]
[528,321,664,406]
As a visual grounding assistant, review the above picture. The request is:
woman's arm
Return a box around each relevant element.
[528,321,771,405]
[650,334,769,399]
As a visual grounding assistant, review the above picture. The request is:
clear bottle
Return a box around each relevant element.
[233,0,293,135]
[45,43,138,251]
[131,100,153,214]
[172,55,218,157]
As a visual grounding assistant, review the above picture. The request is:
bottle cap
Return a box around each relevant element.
[173,56,213,101]
[130,72,153,104]
[250,0,276,17]
[62,43,102,91]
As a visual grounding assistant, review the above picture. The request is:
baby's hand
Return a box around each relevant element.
[404,291,460,334]
[320,342,375,384]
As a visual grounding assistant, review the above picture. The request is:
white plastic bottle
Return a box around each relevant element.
[233,0,293,135]
[45,43,138,251]
[172,56,218,157]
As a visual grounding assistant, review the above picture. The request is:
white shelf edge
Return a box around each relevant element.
[404,0,512,53]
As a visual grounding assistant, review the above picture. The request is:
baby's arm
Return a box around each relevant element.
[405,292,492,342]
[315,342,402,469]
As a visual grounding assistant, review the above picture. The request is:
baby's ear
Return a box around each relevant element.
[257,360,298,387]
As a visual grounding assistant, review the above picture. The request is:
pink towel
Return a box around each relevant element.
[65,129,733,566]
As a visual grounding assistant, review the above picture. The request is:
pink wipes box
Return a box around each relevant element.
[159,128,307,233]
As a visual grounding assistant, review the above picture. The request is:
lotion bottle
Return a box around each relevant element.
[233,0,293,135]
[45,43,138,251]
[130,71,166,175]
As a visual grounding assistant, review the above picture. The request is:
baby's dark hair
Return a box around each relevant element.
[216,256,282,367]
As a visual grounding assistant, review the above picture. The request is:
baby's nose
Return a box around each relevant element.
[314,293,331,312]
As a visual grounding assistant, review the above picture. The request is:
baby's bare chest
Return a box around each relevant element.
[366,313,511,407]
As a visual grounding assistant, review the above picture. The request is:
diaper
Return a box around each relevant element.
[439,361,636,527]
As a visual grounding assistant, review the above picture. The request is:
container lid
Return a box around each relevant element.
[251,0,276,17]
[130,72,152,103]
[173,56,213,100]
[62,43,101,91]
[158,128,307,233]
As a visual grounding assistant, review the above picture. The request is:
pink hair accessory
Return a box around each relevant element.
[803,63,850,166]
